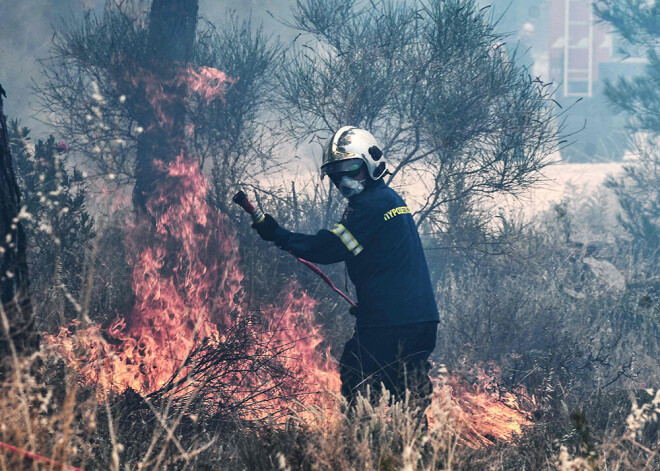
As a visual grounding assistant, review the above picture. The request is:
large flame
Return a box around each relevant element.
[45,155,340,416]
[431,367,533,447]
[45,59,340,418]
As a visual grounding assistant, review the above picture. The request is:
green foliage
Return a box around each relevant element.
[605,149,660,263]
[8,121,95,325]
[595,1,660,270]
[595,0,660,47]
[603,50,660,135]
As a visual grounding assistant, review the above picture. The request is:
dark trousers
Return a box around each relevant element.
[339,321,437,413]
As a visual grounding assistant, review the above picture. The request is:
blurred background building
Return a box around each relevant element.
[482,0,646,162]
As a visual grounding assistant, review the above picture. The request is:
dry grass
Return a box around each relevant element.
[1,338,659,471]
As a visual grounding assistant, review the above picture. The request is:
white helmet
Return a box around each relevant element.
[321,126,387,180]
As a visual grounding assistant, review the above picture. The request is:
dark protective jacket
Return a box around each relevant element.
[272,179,439,328]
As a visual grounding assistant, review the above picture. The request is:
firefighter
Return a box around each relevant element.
[252,126,439,414]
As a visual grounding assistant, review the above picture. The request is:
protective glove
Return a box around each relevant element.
[252,214,279,241]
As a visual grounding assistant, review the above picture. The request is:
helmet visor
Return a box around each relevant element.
[321,158,363,178]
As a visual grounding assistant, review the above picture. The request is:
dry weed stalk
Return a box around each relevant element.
[270,384,461,471]
[555,389,660,471]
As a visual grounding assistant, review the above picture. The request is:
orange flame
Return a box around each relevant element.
[43,154,532,438]
[45,156,340,416]
[45,58,339,420]
[184,65,233,103]
[430,368,533,447]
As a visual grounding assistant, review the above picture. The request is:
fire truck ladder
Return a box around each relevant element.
[563,0,594,97]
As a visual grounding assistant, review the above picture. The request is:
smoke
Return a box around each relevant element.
[0,0,299,136]
[199,0,299,42]
[0,0,105,134]
[198,0,321,176]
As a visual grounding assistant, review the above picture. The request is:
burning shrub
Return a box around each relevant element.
[43,157,340,424]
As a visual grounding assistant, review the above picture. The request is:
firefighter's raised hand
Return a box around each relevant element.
[252,214,279,241]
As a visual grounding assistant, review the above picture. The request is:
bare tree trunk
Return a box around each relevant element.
[0,84,37,358]
[132,0,199,211]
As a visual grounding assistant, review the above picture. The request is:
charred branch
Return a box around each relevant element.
[132,0,199,212]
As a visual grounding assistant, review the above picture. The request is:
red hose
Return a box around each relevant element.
[296,257,357,308]
[0,441,85,471]
[233,190,358,309]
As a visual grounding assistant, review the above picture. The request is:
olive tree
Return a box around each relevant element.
[279,0,563,248]
[595,1,660,266]
[35,1,281,213]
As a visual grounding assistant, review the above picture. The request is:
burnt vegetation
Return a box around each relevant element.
[0,0,659,469]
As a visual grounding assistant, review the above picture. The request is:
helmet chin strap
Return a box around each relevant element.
[338,176,366,199]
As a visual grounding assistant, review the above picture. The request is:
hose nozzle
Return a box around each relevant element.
[233,190,265,223]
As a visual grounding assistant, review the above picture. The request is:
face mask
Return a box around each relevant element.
[338,176,365,199]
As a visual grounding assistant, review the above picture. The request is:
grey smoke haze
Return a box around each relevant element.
[0,0,626,163]
[0,0,107,135]
[0,0,528,134]
[0,0,300,136]
[201,0,298,37]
